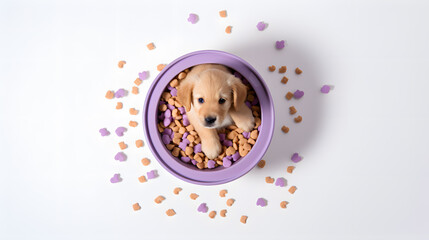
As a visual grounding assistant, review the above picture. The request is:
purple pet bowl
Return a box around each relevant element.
[143,50,274,185]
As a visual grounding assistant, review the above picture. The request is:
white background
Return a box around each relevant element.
[1,0,428,239]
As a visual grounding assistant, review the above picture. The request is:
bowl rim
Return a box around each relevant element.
[143,50,275,185]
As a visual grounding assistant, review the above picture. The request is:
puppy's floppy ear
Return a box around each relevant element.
[229,76,247,110]
[177,79,194,112]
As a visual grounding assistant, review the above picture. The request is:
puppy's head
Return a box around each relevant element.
[177,69,247,128]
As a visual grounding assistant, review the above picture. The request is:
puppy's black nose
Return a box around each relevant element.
[205,116,217,124]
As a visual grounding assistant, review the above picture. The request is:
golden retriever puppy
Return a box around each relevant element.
[177,64,255,159]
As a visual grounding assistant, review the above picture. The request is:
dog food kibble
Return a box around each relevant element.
[132,86,139,95]
[99,128,110,136]
[219,10,227,18]
[280,201,289,209]
[147,170,158,179]
[129,121,138,127]
[118,141,127,150]
[226,198,235,207]
[294,90,304,99]
[166,209,176,216]
[289,106,297,115]
[190,193,199,200]
[240,215,248,224]
[110,173,122,183]
[287,166,295,173]
[321,85,331,93]
[275,177,286,187]
[154,195,165,204]
[225,26,232,34]
[268,65,276,72]
[257,160,266,168]
[141,158,150,166]
[265,176,274,184]
[285,92,294,100]
[281,126,289,133]
[219,189,228,197]
[132,203,141,211]
[295,67,303,74]
[173,187,182,195]
[294,115,302,123]
[129,108,138,115]
[220,209,227,217]
[209,211,216,219]
[105,90,115,99]
[257,21,267,31]
[157,64,166,71]
[136,140,144,148]
[197,203,208,213]
[115,89,126,98]
[134,78,142,86]
[139,71,149,80]
[118,60,126,68]
[187,13,198,24]
[279,66,287,73]
[276,40,285,49]
[138,175,147,183]
[147,42,155,50]
[256,198,267,207]
[114,152,127,162]
[116,102,123,109]
[291,153,302,163]
[289,186,297,194]
[115,127,126,137]
[281,76,288,84]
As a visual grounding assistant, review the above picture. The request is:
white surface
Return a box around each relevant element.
[1,0,429,239]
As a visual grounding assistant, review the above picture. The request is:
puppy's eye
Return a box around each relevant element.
[218,98,226,104]
[198,98,204,103]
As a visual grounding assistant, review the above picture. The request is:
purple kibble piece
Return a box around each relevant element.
[164,109,171,118]
[207,160,216,169]
[275,40,285,49]
[219,133,226,141]
[226,155,233,160]
[223,158,232,168]
[114,152,127,162]
[181,157,191,163]
[223,140,233,147]
[194,143,202,153]
[182,114,190,126]
[178,107,186,114]
[170,88,178,96]
[163,117,172,127]
[110,173,122,183]
[294,90,304,99]
[114,88,126,98]
[256,21,267,31]
[167,86,174,90]
[191,159,197,165]
[291,153,302,163]
[182,132,189,139]
[99,128,110,136]
[275,177,286,187]
[197,203,208,213]
[256,198,267,207]
[167,104,175,110]
[245,101,251,108]
[115,127,126,137]
[138,71,149,80]
[232,152,241,161]
[163,128,172,136]
[321,85,331,94]
[242,131,250,139]
[162,134,171,145]
[147,170,158,179]
[187,13,199,24]
[178,140,189,151]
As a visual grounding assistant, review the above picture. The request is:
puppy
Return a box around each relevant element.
[177,64,255,159]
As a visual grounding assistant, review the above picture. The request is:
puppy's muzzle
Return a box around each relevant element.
[204,116,217,127]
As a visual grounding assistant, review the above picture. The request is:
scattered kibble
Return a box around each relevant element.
[268,65,276,72]
[240,215,248,224]
[114,152,126,162]
[99,128,110,136]
[289,106,297,115]
[256,21,267,31]
[118,141,127,150]
[110,173,122,183]
[220,209,227,217]
[197,203,208,213]
[129,121,138,127]
[115,89,126,98]
[276,40,285,49]
[294,115,302,123]
[116,102,123,109]
[115,127,126,137]
[295,67,303,74]
[134,78,142,86]
[275,177,286,187]
[132,203,141,211]
[166,209,176,216]
[187,13,198,24]
[291,153,302,163]
[265,176,274,183]
[157,64,166,71]
[138,175,147,183]
[257,160,266,168]
[105,90,115,99]
[279,66,287,73]
[321,85,331,93]
[173,187,182,195]
[294,90,304,99]
[129,108,139,115]
[225,26,232,34]
[287,166,295,173]
[132,86,139,95]
[281,76,288,84]
[118,60,126,68]
[285,92,294,100]
[281,126,289,133]
[147,42,155,50]
[136,140,144,148]
[280,201,289,209]
[209,211,216,219]
[219,10,227,18]
[190,193,199,200]
[139,71,149,80]
[226,198,235,207]
[147,170,158,179]
[141,158,151,166]
[219,189,228,197]
[256,198,267,207]
[154,195,165,204]
[289,186,297,194]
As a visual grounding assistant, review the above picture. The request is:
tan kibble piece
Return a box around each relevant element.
[286,92,294,100]
[281,126,289,133]
[226,198,235,207]
[132,86,139,95]
[147,42,155,50]
[157,64,166,71]
[226,146,236,156]
[287,166,295,173]
[289,186,297,194]
[138,176,147,183]
[190,193,199,200]
[196,162,204,169]
[161,92,171,100]
[185,146,193,155]
[172,147,180,157]
[219,189,228,197]
[134,78,142,86]
[281,76,288,84]
[248,138,256,145]
[209,211,216,219]
[239,147,249,157]
[265,176,274,184]
[136,140,144,148]
[219,10,227,17]
[129,121,138,127]
[280,201,289,209]
[279,66,287,73]
[178,72,187,80]
[118,60,126,68]
[295,67,303,74]
[179,127,186,134]
[294,115,302,123]
[119,141,127,150]
[243,143,252,151]
[220,209,227,217]
[141,158,151,166]
[166,209,176,216]
[154,195,165,204]
[186,125,194,131]
[187,135,195,142]
[240,215,248,224]
[166,144,175,150]
[257,160,266,168]
[132,203,141,211]
[159,104,167,111]
[173,187,182,195]
[289,106,297,115]
[105,90,114,99]
[116,102,123,109]
[172,138,181,145]
[129,108,139,115]
[170,79,179,88]
[167,98,175,106]
[268,65,276,72]
[250,130,258,139]
[225,26,232,34]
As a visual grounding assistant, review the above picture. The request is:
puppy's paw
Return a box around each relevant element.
[236,117,255,132]
[202,139,222,160]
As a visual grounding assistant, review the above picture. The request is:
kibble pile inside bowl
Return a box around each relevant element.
[157,68,262,169]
